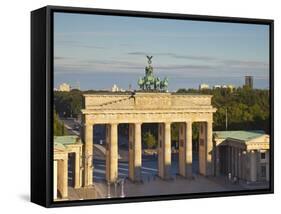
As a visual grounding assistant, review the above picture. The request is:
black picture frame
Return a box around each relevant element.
[31,5,274,208]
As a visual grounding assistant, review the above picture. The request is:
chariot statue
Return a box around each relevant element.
[137,56,168,92]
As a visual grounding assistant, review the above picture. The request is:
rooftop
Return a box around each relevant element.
[54,135,80,146]
[214,130,265,142]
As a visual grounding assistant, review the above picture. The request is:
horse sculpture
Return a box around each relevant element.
[138,56,168,92]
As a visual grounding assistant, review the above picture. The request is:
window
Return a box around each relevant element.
[260,152,266,160]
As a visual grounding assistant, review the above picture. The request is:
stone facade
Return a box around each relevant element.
[53,136,83,200]
[214,131,270,183]
[81,92,216,185]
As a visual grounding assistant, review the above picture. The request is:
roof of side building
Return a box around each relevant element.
[54,135,81,145]
[213,130,265,142]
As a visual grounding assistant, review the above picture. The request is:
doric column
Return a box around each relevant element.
[179,123,185,176]
[231,146,235,176]
[158,123,164,178]
[238,149,241,178]
[164,122,172,178]
[106,123,118,183]
[206,120,213,176]
[58,156,68,198]
[179,122,192,178]
[198,123,206,175]
[53,160,58,200]
[250,150,257,182]
[185,121,193,177]
[129,123,142,181]
[83,124,93,187]
[215,145,220,176]
[74,148,81,188]
[158,122,171,179]
[235,148,239,177]
[199,121,213,176]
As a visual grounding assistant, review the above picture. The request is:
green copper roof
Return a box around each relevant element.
[54,135,81,145]
[54,142,66,150]
[214,130,265,142]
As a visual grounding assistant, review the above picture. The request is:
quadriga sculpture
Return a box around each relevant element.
[137,56,168,92]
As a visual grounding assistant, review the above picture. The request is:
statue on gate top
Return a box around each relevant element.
[137,56,168,92]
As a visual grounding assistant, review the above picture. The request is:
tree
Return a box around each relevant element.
[54,111,66,136]
[143,132,157,149]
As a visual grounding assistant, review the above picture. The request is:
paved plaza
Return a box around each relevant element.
[65,151,268,200]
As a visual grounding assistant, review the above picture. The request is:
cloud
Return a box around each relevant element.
[221,59,269,69]
[55,40,105,50]
[127,51,216,61]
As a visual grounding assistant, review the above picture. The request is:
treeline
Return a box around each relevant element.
[54,89,83,118]
[177,87,270,133]
[54,111,66,136]
[53,87,270,140]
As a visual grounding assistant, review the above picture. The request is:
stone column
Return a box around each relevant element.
[206,121,213,176]
[238,149,241,179]
[74,149,81,188]
[198,123,206,175]
[235,148,239,177]
[179,122,193,178]
[227,146,231,175]
[158,122,171,179]
[129,123,142,181]
[231,146,235,176]
[53,160,58,200]
[58,157,68,198]
[215,145,220,176]
[250,150,257,182]
[164,122,171,178]
[199,121,213,176]
[83,124,93,187]
[185,122,193,177]
[106,123,118,183]
[178,123,185,176]
[158,123,164,178]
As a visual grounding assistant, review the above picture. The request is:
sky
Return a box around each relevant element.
[54,12,270,91]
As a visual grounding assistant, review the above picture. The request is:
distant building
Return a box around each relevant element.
[213,85,222,89]
[214,130,269,183]
[111,84,125,92]
[245,76,253,88]
[199,83,209,90]
[212,84,235,92]
[58,83,71,92]
[227,84,235,92]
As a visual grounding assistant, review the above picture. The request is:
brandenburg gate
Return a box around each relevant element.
[80,56,216,186]
[81,92,216,186]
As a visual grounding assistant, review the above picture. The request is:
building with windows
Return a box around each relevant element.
[244,76,253,88]
[213,130,270,183]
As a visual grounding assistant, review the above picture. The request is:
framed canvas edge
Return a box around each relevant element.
[31,5,274,208]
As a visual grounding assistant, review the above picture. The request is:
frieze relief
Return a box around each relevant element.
[83,93,213,111]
